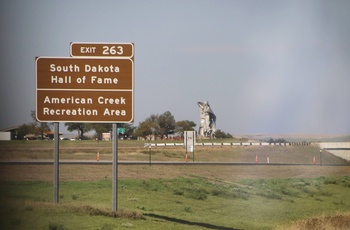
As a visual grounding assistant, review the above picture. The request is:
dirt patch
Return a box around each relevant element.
[279,212,350,230]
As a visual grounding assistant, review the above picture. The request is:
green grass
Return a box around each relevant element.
[0,140,349,229]
[0,176,349,229]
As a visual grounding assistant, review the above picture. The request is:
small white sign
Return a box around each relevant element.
[184,131,196,152]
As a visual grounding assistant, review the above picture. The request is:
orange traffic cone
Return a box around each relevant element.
[97,152,100,161]
[185,153,188,162]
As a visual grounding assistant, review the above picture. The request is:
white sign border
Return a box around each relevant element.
[35,56,134,123]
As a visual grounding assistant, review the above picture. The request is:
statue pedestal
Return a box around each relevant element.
[198,135,211,140]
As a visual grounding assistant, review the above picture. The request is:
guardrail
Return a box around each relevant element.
[143,142,300,147]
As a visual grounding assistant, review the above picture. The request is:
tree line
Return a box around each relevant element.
[16,110,232,140]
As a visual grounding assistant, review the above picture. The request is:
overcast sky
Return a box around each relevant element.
[1,0,349,135]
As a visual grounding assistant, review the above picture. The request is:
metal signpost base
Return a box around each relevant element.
[112,123,119,213]
[53,122,59,204]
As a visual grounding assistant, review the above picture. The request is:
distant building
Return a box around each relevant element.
[0,126,19,140]
[0,126,63,140]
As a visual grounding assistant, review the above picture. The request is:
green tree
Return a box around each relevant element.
[143,114,161,138]
[214,129,233,139]
[31,110,52,139]
[17,123,37,140]
[134,113,166,140]
[158,111,176,139]
[64,123,92,140]
[134,111,191,140]
[134,121,158,140]
[175,120,196,137]
[90,123,112,139]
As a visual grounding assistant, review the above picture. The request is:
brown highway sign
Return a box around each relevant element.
[36,90,133,122]
[36,57,133,90]
[70,42,134,58]
[36,57,134,123]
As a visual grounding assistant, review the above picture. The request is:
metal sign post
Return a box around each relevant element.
[53,122,59,204]
[112,123,119,213]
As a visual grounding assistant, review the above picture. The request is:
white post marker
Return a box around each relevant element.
[184,131,196,162]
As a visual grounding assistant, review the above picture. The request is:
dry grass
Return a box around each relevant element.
[23,200,144,219]
[1,164,349,182]
[1,143,348,164]
[0,142,349,182]
[276,212,350,230]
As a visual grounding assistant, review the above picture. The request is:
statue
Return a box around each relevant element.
[197,101,216,139]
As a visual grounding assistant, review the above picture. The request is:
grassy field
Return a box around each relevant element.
[0,140,349,229]
[0,139,347,164]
